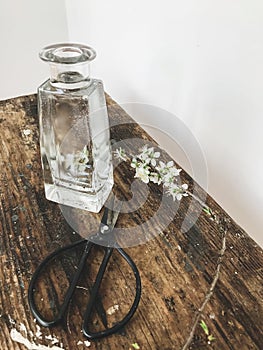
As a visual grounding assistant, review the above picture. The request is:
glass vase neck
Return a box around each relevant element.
[39,43,96,89]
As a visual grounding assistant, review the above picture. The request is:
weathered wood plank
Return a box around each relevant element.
[0,94,262,350]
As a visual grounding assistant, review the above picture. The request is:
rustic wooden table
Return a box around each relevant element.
[0,94,262,350]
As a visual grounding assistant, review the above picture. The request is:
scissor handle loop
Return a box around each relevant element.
[82,246,141,339]
[28,239,90,327]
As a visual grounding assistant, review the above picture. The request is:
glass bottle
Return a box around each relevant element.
[38,43,113,213]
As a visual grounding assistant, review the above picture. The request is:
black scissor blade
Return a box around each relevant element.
[94,293,108,328]
[99,204,122,235]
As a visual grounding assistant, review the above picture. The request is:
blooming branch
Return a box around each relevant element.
[114,145,188,201]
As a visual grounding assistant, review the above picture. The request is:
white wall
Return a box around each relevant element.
[66,0,263,246]
[0,0,68,100]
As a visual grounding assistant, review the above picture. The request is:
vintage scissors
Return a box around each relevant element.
[28,203,141,340]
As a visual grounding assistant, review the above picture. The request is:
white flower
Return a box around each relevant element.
[156,161,166,173]
[134,165,150,183]
[138,146,160,166]
[167,184,180,201]
[167,183,188,201]
[114,147,128,161]
[162,174,174,187]
[162,170,181,186]
[169,166,181,177]
[156,160,173,174]
[156,160,182,187]
[149,172,162,184]
[139,145,152,158]
[130,157,150,183]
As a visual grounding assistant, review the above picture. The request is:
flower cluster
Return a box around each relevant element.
[114,145,188,201]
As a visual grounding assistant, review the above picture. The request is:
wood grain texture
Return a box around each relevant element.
[0,94,262,350]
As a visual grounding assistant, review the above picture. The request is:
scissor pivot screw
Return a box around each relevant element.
[101,225,109,234]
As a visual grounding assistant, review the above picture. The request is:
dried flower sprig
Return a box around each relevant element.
[114,145,188,201]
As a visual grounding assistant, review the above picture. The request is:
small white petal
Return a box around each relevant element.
[141,176,149,183]
[131,158,138,168]
[140,153,148,160]
[151,159,156,167]
[176,193,183,200]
